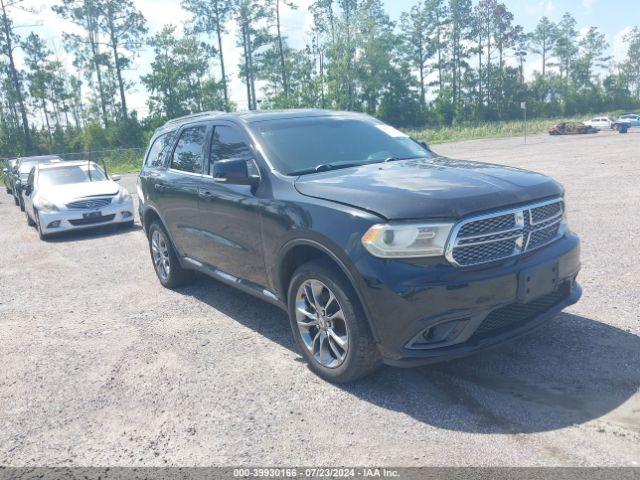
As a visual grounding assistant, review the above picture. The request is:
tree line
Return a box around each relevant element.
[1,0,639,156]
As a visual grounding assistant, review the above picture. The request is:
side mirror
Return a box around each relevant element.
[213,158,259,187]
[111,174,121,182]
[2,168,7,174]
[23,185,32,196]
[419,140,430,151]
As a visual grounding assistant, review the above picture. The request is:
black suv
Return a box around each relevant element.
[138,110,581,383]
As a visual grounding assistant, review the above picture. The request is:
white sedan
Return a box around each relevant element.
[583,116,615,130]
[22,160,134,239]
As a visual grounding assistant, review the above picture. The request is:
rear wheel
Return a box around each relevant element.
[288,258,381,383]
[148,220,193,288]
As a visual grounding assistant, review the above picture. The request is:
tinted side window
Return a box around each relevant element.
[27,168,35,186]
[171,126,207,174]
[146,131,176,168]
[209,125,253,171]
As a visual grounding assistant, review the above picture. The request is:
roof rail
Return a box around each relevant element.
[164,110,226,125]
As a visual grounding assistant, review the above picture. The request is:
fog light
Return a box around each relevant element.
[422,319,468,344]
[47,221,61,228]
[121,211,133,218]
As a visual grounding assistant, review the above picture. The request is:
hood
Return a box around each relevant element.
[294,157,563,220]
[44,180,120,204]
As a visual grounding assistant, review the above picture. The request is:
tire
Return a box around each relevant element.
[34,210,48,240]
[13,193,19,206]
[18,195,25,211]
[148,220,194,288]
[26,208,35,227]
[287,258,381,383]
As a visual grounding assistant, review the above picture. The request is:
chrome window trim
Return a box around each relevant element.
[167,168,204,177]
[445,197,565,268]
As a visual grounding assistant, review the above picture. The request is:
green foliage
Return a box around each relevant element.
[142,25,226,120]
[407,115,593,144]
[0,0,639,160]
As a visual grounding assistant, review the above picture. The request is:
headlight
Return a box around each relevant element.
[361,222,454,258]
[37,197,58,212]
[116,188,131,203]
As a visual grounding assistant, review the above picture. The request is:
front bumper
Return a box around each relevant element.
[353,233,582,366]
[38,199,135,235]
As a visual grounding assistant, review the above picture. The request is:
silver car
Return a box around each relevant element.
[22,161,134,239]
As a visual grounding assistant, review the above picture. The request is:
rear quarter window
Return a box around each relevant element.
[145,131,177,168]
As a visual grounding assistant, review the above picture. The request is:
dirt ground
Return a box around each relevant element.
[1,129,638,466]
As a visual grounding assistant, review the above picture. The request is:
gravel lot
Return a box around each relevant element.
[1,129,639,467]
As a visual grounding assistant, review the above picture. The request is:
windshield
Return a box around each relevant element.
[19,160,39,174]
[252,116,430,175]
[38,165,108,187]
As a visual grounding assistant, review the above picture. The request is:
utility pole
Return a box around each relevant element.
[521,101,527,144]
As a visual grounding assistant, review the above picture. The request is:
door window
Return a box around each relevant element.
[171,126,207,174]
[209,125,253,174]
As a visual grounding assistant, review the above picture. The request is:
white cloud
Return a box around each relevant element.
[612,26,633,63]
[581,0,597,12]
[526,0,556,17]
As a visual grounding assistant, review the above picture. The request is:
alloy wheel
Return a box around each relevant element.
[295,279,349,368]
[151,229,171,281]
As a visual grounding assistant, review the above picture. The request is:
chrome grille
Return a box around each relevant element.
[66,197,112,209]
[446,198,565,267]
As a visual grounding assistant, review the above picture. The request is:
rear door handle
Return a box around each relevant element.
[198,189,214,199]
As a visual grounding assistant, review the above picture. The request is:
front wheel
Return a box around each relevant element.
[148,221,194,288]
[288,258,381,383]
[34,210,48,240]
[26,208,35,226]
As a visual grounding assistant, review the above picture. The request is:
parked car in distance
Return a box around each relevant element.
[23,160,134,239]
[617,113,640,126]
[549,121,598,135]
[139,109,581,383]
[3,158,18,194]
[583,116,615,130]
[11,155,63,210]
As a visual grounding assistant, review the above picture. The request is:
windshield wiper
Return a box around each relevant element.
[289,156,423,176]
[289,162,362,176]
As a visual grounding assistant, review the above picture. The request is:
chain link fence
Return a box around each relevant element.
[2,147,146,177]
[57,147,146,175]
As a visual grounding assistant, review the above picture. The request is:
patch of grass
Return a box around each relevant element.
[407,115,602,144]
[101,149,144,175]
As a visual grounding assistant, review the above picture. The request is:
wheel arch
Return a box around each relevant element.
[142,205,163,236]
[277,238,381,343]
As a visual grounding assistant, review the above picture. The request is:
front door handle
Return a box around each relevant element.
[154,184,165,192]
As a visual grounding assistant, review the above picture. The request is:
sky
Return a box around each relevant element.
[8,0,640,117]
